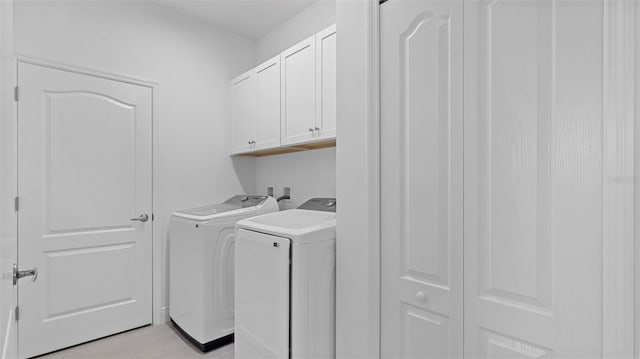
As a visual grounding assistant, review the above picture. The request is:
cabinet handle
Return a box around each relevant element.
[248,140,252,144]
[308,128,314,133]
[314,127,320,131]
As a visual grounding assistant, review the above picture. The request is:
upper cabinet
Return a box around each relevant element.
[255,55,282,151]
[230,24,337,156]
[231,56,282,155]
[315,24,337,140]
[281,34,317,145]
[231,70,256,154]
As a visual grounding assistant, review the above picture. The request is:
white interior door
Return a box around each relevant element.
[380,0,463,357]
[464,0,606,356]
[17,62,152,358]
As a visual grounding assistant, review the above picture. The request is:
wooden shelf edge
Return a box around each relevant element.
[231,138,336,157]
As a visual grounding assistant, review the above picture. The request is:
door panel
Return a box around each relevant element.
[231,71,257,154]
[281,35,317,145]
[18,62,152,358]
[255,56,281,151]
[464,0,604,357]
[316,25,337,140]
[381,1,463,357]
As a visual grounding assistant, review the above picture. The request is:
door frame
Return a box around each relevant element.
[0,0,18,357]
[13,55,165,328]
[335,0,381,357]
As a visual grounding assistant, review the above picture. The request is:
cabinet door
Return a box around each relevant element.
[281,34,317,145]
[380,1,463,358]
[255,55,281,151]
[315,24,337,140]
[231,70,256,154]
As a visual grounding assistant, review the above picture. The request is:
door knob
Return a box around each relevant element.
[416,291,427,303]
[130,214,149,222]
[13,263,37,285]
[308,128,314,132]
[314,126,320,131]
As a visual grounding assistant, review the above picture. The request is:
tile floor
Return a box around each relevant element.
[35,324,234,359]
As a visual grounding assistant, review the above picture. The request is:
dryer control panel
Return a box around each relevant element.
[297,198,336,212]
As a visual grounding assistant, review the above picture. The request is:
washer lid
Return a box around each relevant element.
[236,209,336,243]
[173,195,269,220]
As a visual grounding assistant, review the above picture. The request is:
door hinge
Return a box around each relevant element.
[14,86,19,102]
[14,306,19,321]
[14,196,19,212]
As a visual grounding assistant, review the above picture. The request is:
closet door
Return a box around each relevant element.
[255,55,281,151]
[231,70,256,154]
[464,1,605,356]
[281,35,317,145]
[380,1,463,357]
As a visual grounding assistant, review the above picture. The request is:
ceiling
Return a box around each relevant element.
[151,0,318,40]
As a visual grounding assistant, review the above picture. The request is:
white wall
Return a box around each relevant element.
[255,147,336,209]
[253,0,337,208]
[335,0,379,358]
[256,0,336,64]
[13,0,257,323]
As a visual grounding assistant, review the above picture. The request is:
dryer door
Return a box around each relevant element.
[235,229,290,359]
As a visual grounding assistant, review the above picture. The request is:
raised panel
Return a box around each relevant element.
[399,13,451,287]
[316,26,337,138]
[45,92,136,234]
[44,243,135,320]
[255,57,281,150]
[401,304,450,358]
[480,328,552,358]
[477,0,553,311]
[281,36,316,145]
[231,72,257,153]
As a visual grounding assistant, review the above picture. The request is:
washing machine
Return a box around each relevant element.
[169,195,279,351]
[234,198,337,359]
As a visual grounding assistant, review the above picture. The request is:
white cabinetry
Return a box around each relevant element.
[231,56,281,155]
[281,34,317,145]
[315,24,337,140]
[281,25,337,145]
[231,70,256,154]
[231,24,337,155]
[255,55,281,151]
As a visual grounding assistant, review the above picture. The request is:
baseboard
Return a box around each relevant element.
[155,306,169,325]
[1,309,16,359]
